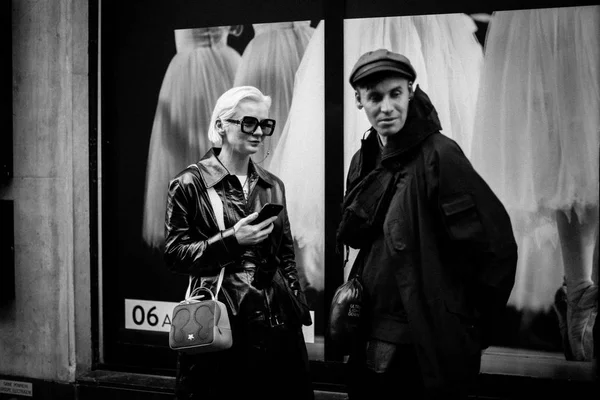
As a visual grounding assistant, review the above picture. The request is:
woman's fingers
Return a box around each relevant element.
[234,215,277,245]
[241,212,259,225]
[234,212,258,232]
[248,220,276,244]
[254,216,277,230]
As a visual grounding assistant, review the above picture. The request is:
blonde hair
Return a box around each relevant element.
[207,86,272,146]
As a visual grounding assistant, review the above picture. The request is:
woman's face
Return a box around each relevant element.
[221,100,269,157]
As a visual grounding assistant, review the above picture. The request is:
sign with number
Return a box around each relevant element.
[125,299,177,332]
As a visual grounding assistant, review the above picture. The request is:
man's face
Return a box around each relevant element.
[356,76,411,139]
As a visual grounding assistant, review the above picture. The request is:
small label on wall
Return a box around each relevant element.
[125,299,315,343]
[0,380,33,397]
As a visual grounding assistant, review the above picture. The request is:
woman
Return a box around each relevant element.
[164,86,314,400]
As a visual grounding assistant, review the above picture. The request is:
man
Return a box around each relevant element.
[336,49,518,399]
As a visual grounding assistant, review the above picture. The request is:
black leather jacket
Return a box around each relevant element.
[164,148,308,326]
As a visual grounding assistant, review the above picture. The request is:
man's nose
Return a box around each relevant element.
[381,96,393,112]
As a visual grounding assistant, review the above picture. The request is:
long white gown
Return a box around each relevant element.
[142,27,241,249]
[233,21,315,170]
[469,6,600,311]
[269,21,325,292]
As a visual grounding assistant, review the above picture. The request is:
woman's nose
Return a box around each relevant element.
[253,125,264,136]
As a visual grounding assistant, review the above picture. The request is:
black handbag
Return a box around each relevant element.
[327,246,365,355]
[273,268,313,327]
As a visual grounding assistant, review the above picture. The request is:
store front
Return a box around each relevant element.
[2,0,596,399]
[95,0,598,387]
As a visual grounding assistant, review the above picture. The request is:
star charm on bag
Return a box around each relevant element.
[188,334,194,340]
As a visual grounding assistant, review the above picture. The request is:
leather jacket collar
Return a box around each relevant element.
[197,147,274,189]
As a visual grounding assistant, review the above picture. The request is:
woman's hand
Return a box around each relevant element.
[233,213,277,246]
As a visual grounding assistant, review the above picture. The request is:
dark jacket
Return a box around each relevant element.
[164,147,310,327]
[339,87,518,393]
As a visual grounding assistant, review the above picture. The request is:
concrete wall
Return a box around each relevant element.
[0,0,91,382]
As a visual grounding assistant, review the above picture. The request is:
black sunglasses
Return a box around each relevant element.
[225,116,276,136]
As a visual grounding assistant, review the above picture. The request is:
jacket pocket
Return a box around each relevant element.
[440,194,484,241]
[385,218,412,251]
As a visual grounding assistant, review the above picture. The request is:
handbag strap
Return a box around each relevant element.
[346,245,365,280]
[184,163,227,300]
[206,185,226,297]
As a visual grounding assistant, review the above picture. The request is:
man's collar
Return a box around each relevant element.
[196,147,274,188]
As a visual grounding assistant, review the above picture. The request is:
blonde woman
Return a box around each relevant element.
[164,86,313,400]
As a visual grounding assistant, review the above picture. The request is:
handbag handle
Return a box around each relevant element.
[186,286,217,302]
[184,163,227,301]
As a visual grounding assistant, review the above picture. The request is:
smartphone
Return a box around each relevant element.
[251,203,284,225]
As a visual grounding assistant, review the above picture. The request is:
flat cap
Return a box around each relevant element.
[349,48,417,86]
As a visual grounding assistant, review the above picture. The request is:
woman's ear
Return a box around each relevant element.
[355,91,363,110]
[215,119,223,134]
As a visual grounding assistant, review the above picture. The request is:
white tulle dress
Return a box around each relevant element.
[268,21,325,293]
[233,21,315,170]
[142,27,241,249]
[469,6,600,311]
